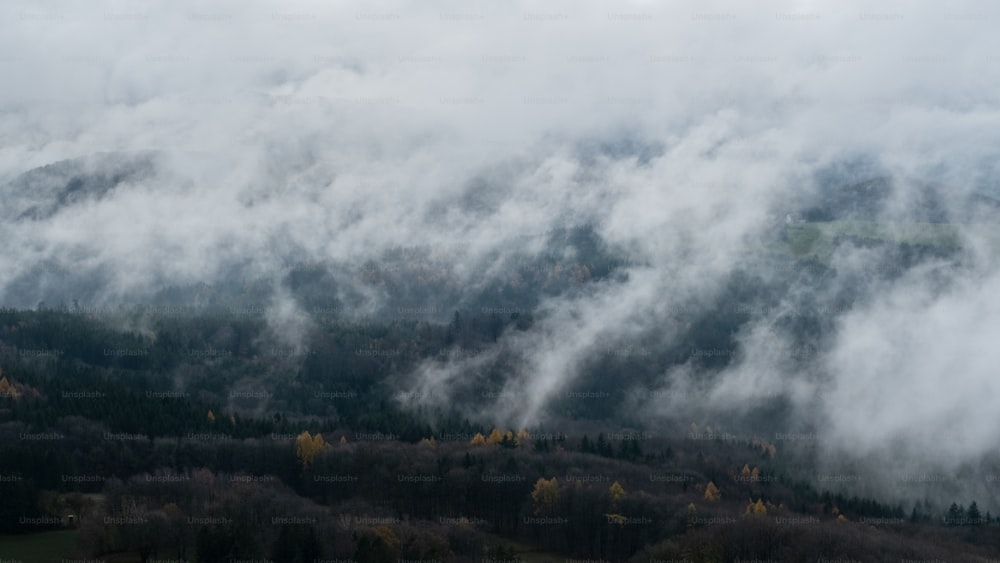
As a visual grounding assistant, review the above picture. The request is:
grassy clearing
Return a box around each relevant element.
[0,529,79,562]
[782,221,963,262]
[480,532,566,563]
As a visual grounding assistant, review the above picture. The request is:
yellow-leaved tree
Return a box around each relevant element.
[469,432,487,445]
[295,431,327,468]
[516,428,530,445]
[486,428,505,445]
[605,479,628,527]
[206,409,215,423]
[752,437,777,459]
[609,481,625,506]
[0,374,17,399]
[745,498,767,515]
[531,477,560,514]
[704,481,721,502]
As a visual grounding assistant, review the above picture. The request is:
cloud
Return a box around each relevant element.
[3,0,1000,505]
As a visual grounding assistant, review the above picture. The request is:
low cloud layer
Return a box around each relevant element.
[3,0,1000,503]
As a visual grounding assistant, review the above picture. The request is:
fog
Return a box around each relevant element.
[3,0,1000,506]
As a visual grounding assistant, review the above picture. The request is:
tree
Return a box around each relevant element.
[301,526,322,562]
[486,427,505,445]
[196,525,234,563]
[946,502,963,525]
[295,431,327,468]
[967,501,982,525]
[500,430,517,448]
[609,481,625,507]
[686,502,698,530]
[470,433,487,445]
[704,481,721,502]
[531,477,560,515]
[596,433,613,457]
[271,524,323,563]
[0,373,20,399]
[745,498,767,515]
[0,478,40,533]
[354,526,400,563]
[271,525,298,563]
[207,409,216,423]
[516,428,530,446]
[617,438,641,460]
[752,437,776,459]
[162,503,191,559]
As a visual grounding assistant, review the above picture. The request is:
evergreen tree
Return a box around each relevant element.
[596,433,613,457]
[302,526,322,562]
[967,501,982,525]
[946,502,962,525]
[271,525,298,563]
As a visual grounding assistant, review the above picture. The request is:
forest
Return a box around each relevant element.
[2,300,999,562]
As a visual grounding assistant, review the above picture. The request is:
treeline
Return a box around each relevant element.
[35,436,1000,562]
[0,292,763,429]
